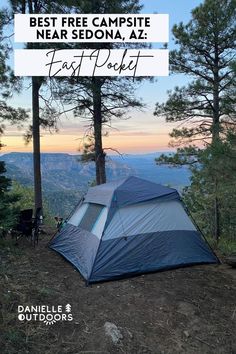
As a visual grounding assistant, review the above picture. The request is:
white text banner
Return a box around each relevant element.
[14,14,169,43]
[14,49,169,77]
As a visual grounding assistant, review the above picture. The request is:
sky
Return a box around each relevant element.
[1,0,202,155]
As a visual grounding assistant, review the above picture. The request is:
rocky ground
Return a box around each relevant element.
[0,228,235,354]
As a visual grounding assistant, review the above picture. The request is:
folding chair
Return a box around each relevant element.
[14,209,33,243]
[13,208,42,247]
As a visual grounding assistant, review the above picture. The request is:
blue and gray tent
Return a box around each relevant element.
[50,176,219,283]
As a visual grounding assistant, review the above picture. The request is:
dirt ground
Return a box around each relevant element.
[0,228,236,354]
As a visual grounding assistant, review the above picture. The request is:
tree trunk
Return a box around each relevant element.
[214,196,220,242]
[212,38,220,242]
[92,78,106,185]
[214,179,220,243]
[212,72,220,143]
[32,77,43,213]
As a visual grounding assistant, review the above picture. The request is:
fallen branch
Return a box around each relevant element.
[195,336,216,349]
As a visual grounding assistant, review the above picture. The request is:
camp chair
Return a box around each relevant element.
[13,207,42,246]
[14,208,33,243]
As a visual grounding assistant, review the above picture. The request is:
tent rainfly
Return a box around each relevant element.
[50,176,219,283]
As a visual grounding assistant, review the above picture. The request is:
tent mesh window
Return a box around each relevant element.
[78,203,104,232]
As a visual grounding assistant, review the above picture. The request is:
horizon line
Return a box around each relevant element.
[0,150,174,156]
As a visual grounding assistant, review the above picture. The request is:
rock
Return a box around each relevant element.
[183,330,190,338]
[104,321,123,345]
[177,301,196,316]
[126,329,133,339]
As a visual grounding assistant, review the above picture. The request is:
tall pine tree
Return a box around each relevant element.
[0,8,28,142]
[54,0,146,185]
[9,0,78,212]
[0,8,27,233]
[154,0,236,241]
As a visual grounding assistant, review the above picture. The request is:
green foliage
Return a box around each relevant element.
[10,181,35,210]
[154,0,236,146]
[88,179,97,187]
[45,190,82,219]
[0,8,28,140]
[156,146,200,166]
[206,235,236,256]
[79,136,96,163]
[214,238,236,256]
[9,181,54,225]
[154,0,236,245]
[0,161,20,234]
[0,173,55,233]
[183,134,236,243]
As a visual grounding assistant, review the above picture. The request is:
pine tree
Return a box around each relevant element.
[153,0,236,241]
[54,0,146,185]
[9,0,78,212]
[154,0,235,148]
[183,133,236,243]
[0,161,19,234]
[0,8,28,143]
[0,8,28,234]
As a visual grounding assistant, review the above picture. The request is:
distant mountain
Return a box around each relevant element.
[111,153,191,189]
[1,152,190,217]
[1,153,134,216]
[2,152,134,191]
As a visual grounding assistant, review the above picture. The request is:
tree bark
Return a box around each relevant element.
[212,36,220,242]
[212,55,220,143]
[214,178,220,242]
[92,78,106,185]
[32,77,43,213]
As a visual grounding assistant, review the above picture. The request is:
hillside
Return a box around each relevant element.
[1,152,190,217]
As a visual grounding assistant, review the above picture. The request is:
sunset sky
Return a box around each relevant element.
[2,0,201,154]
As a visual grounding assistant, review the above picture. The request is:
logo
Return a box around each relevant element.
[18,304,73,326]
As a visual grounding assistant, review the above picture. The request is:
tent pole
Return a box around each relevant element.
[46,194,86,247]
[65,193,86,223]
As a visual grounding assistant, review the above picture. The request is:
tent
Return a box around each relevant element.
[50,176,219,283]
